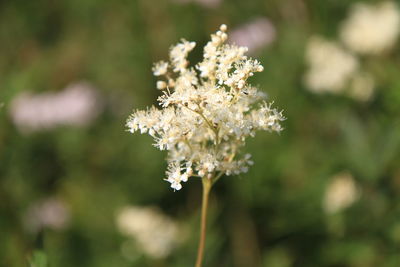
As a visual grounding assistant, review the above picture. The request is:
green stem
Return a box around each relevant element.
[195,177,212,267]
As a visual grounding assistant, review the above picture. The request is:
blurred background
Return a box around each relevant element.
[1,0,400,266]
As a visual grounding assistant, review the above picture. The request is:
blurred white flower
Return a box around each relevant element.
[10,81,102,133]
[340,1,400,55]
[24,198,70,233]
[323,172,359,214]
[116,206,183,259]
[348,72,375,102]
[228,18,276,54]
[304,36,359,93]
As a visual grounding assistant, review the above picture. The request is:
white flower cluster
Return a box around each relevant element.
[127,25,285,191]
[304,37,376,101]
[116,206,182,258]
[304,2,399,101]
[323,172,359,214]
[340,1,400,55]
[304,36,359,94]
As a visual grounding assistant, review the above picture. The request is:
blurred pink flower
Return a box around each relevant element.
[228,18,276,54]
[24,198,70,233]
[10,81,102,133]
[173,0,222,9]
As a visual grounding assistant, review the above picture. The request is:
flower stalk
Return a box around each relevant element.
[195,177,212,267]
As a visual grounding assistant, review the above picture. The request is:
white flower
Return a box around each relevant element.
[156,81,167,90]
[169,39,196,73]
[165,162,191,190]
[340,1,400,55]
[127,25,285,191]
[152,61,169,76]
[304,36,358,93]
[116,206,183,258]
[323,172,360,214]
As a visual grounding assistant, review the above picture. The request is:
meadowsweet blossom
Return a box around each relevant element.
[323,172,359,214]
[152,61,169,76]
[340,1,400,55]
[304,36,358,94]
[126,25,285,191]
[116,206,183,258]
